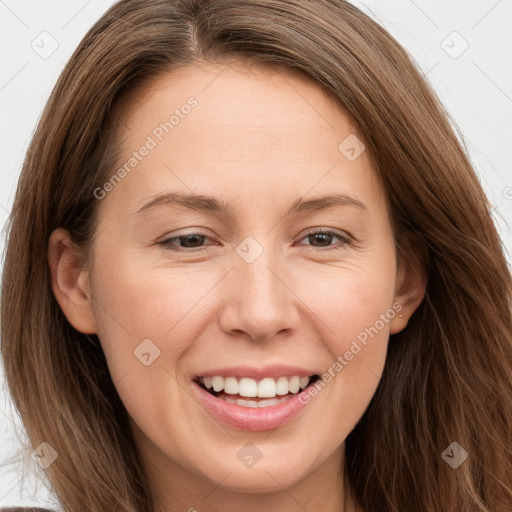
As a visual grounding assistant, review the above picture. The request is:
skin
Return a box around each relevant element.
[48,61,426,512]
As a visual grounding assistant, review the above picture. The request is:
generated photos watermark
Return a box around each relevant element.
[93,96,198,200]
[298,302,403,404]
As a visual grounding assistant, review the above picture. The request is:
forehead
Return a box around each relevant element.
[100,61,385,220]
[117,60,357,151]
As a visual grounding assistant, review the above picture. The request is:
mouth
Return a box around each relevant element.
[193,374,321,408]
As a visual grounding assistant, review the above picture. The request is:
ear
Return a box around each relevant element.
[389,237,428,335]
[47,228,97,334]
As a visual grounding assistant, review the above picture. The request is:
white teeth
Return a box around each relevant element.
[212,376,224,392]
[238,377,258,397]
[198,375,314,398]
[258,378,276,398]
[275,376,289,395]
[224,377,238,394]
[289,376,300,393]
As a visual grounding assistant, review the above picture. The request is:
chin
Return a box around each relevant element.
[204,464,309,494]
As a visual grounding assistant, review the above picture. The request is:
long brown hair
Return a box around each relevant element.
[2,1,511,511]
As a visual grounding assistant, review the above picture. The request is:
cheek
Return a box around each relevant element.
[307,246,397,357]
[89,247,224,381]
[304,244,397,429]
[89,255,212,440]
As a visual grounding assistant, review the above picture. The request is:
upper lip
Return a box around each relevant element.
[192,365,319,381]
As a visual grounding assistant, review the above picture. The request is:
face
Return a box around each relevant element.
[51,61,422,506]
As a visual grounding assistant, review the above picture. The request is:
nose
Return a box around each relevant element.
[218,244,302,342]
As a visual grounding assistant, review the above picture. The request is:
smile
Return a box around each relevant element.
[195,375,319,407]
[191,373,321,431]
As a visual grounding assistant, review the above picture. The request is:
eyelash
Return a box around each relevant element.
[158,228,353,252]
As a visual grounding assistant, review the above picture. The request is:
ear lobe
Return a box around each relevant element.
[47,228,97,334]
[389,243,428,335]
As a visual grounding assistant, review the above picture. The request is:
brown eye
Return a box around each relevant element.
[159,233,213,251]
[298,229,352,249]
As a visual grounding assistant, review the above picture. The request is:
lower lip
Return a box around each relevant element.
[190,380,312,432]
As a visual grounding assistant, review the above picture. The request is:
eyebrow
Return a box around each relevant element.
[134,192,367,217]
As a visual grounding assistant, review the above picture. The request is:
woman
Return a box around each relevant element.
[1,0,511,511]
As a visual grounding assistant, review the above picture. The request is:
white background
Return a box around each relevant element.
[1,0,511,509]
